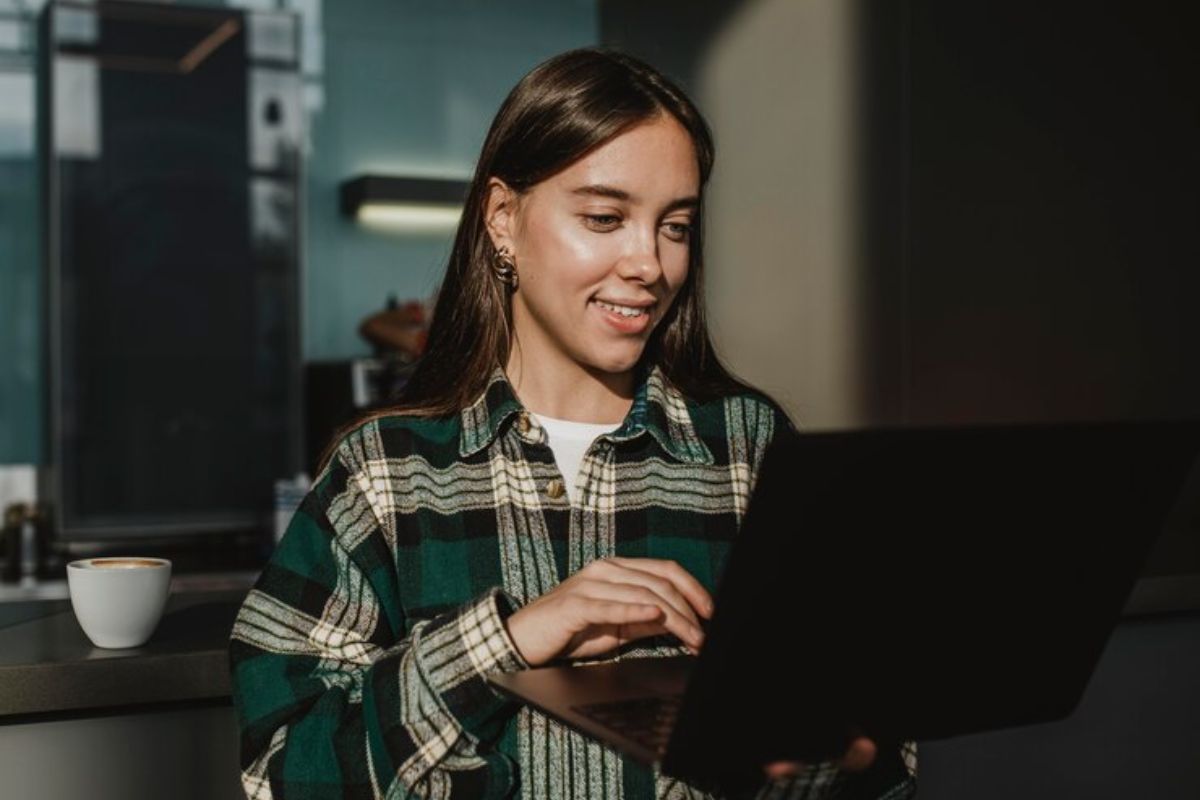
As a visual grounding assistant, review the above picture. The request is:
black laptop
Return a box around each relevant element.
[487,419,1200,791]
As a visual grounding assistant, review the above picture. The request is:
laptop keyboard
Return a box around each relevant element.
[572,694,683,756]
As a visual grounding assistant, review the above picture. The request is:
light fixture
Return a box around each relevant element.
[340,175,470,233]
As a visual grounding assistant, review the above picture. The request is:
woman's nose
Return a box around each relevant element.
[617,230,663,283]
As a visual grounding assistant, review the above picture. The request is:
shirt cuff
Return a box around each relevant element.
[412,587,529,744]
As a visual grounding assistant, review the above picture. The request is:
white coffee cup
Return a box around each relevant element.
[66,557,172,648]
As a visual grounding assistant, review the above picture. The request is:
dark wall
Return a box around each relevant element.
[858,1,1200,428]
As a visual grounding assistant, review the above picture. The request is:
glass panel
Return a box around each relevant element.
[44,1,301,538]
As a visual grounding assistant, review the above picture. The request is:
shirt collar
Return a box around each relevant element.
[459,365,714,465]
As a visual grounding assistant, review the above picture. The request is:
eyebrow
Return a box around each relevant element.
[570,183,699,214]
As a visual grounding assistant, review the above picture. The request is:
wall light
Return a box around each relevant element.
[340,175,470,233]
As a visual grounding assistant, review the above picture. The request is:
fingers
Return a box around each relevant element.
[763,761,805,780]
[590,562,702,632]
[762,737,877,780]
[508,595,669,666]
[575,579,706,650]
[567,596,664,628]
[605,557,714,619]
[563,598,676,652]
[838,737,876,772]
[595,557,715,620]
[560,600,680,652]
[532,558,714,662]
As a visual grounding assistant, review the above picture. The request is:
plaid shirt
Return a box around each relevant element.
[230,366,918,799]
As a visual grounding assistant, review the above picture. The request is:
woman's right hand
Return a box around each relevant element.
[505,557,714,667]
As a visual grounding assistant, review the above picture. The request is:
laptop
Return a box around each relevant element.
[487,419,1200,792]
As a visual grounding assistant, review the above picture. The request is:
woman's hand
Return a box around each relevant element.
[763,735,877,780]
[505,557,714,667]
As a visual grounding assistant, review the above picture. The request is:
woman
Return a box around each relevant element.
[230,49,917,799]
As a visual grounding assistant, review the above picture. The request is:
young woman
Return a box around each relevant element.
[230,49,917,800]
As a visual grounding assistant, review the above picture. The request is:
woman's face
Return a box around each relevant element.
[489,114,700,384]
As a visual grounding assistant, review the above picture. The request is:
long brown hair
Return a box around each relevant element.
[325,48,759,466]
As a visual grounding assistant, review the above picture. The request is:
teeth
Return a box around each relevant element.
[594,300,649,317]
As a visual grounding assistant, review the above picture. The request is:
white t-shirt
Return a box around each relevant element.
[531,413,622,504]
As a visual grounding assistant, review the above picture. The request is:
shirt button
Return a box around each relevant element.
[546,479,565,499]
[517,413,531,435]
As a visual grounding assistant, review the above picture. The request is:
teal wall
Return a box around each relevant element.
[306,0,597,359]
[0,0,597,464]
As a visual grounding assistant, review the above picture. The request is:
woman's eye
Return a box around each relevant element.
[663,221,692,242]
[584,214,622,230]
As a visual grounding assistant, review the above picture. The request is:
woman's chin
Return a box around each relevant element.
[584,349,646,378]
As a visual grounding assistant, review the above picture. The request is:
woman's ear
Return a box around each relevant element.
[484,177,518,254]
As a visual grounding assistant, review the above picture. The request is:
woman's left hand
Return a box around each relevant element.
[762,735,877,780]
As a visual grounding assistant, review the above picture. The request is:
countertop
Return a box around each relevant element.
[0,582,254,720]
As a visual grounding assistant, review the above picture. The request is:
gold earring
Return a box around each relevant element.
[492,246,519,290]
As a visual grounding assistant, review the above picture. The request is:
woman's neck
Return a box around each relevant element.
[504,356,635,424]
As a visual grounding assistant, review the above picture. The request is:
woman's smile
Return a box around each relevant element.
[590,297,657,333]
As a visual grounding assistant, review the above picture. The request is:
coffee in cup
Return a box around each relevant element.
[66,557,172,648]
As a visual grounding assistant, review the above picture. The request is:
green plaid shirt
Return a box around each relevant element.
[230,366,917,799]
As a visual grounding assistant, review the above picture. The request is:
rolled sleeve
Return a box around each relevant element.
[410,588,529,744]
